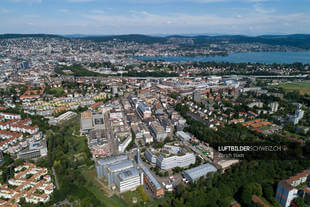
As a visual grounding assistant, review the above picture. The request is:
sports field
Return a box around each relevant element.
[278,81,310,95]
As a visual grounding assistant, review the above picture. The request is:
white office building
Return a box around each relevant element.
[114,168,143,193]
[118,136,132,153]
[157,153,196,170]
[145,145,196,170]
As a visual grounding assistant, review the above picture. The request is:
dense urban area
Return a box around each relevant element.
[0,34,310,207]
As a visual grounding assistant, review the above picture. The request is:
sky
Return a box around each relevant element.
[0,0,309,35]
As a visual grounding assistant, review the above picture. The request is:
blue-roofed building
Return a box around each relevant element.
[105,160,134,185]
[95,154,128,178]
[95,155,143,193]
[183,163,217,183]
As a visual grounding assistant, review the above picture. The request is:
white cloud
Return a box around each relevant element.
[253,4,275,14]
[81,10,310,34]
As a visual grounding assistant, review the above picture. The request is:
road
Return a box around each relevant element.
[104,111,118,155]
[53,199,73,207]
[183,141,213,164]
[52,167,60,190]
[94,177,115,197]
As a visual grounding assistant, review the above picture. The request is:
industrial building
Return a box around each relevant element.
[183,163,217,183]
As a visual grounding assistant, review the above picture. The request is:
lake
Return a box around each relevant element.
[135,51,310,64]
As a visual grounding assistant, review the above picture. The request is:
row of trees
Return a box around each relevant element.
[44,118,103,206]
[156,160,310,207]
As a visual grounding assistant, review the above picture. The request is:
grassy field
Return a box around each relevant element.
[282,130,306,139]
[121,189,144,206]
[278,81,310,95]
[120,186,151,206]
[81,167,127,207]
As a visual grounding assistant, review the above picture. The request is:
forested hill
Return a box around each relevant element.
[0,34,64,39]
[1,33,310,49]
[81,34,310,49]
[82,34,167,44]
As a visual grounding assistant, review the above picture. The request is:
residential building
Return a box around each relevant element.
[17,140,47,159]
[275,168,310,207]
[269,102,279,113]
[48,111,77,125]
[276,181,298,207]
[0,163,54,206]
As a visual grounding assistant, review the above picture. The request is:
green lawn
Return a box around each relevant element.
[81,167,127,207]
[120,186,150,207]
[121,190,144,206]
[278,81,310,95]
[282,130,306,139]
[46,87,66,97]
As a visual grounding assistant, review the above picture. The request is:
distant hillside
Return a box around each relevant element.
[0,34,64,39]
[1,33,310,50]
[82,34,166,44]
[81,34,310,49]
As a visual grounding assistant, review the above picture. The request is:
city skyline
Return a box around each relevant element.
[0,0,310,35]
